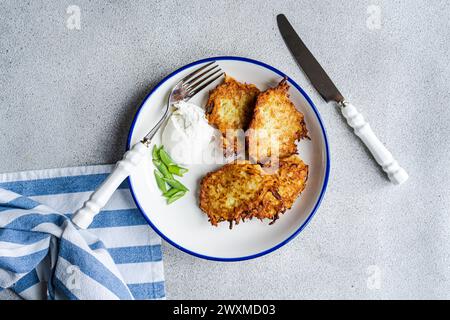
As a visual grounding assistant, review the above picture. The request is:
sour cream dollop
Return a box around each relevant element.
[161,101,214,165]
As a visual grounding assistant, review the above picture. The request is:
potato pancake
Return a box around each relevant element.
[199,155,308,227]
[247,79,308,163]
[252,155,309,223]
[199,161,278,228]
[205,75,260,153]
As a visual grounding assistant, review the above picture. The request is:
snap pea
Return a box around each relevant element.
[168,165,188,177]
[152,145,160,160]
[152,159,173,179]
[163,188,179,198]
[158,148,176,167]
[151,145,189,204]
[153,170,167,193]
[167,190,186,204]
[162,177,189,192]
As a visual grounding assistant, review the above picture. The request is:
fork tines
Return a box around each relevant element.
[182,61,224,99]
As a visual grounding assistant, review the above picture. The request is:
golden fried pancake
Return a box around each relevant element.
[206,75,260,153]
[247,79,308,163]
[252,155,309,222]
[199,155,308,227]
[199,161,278,228]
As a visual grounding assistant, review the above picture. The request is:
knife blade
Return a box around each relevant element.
[277,14,409,185]
[277,14,344,103]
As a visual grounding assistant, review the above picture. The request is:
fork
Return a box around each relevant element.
[72,62,224,229]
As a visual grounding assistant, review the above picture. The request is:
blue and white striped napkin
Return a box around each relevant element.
[0,165,165,300]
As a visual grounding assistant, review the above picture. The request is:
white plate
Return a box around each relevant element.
[127,57,330,261]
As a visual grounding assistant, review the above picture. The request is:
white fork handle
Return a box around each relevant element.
[340,102,408,185]
[72,141,148,229]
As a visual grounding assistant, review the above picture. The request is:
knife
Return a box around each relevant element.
[277,14,408,185]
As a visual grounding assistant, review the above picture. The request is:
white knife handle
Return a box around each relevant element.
[72,141,148,229]
[340,101,408,185]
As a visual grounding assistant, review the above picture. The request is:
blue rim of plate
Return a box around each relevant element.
[127,56,330,262]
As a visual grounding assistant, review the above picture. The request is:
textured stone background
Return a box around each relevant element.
[1,0,449,299]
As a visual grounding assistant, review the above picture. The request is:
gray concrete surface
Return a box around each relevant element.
[1,0,449,299]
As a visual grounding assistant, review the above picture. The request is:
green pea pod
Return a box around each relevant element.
[167,190,186,204]
[152,159,173,179]
[152,145,160,160]
[168,165,188,177]
[153,170,167,193]
[163,188,179,198]
[158,148,176,167]
[162,177,189,192]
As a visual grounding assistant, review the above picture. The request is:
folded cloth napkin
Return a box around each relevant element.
[0,165,165,300]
